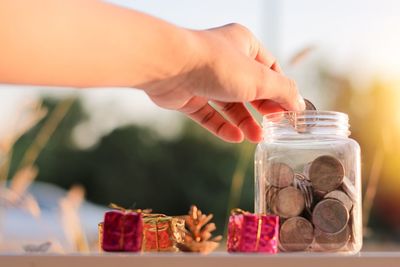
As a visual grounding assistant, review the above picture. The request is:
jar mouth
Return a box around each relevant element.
[262,110,350,138]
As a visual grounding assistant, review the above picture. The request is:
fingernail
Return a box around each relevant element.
[297,95,306,111]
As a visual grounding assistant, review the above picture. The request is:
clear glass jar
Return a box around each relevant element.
[254,111,362,254]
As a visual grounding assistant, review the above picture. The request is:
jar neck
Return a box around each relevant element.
[262,111,350,140]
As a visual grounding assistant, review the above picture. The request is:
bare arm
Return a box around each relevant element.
[0,0,194,87]
[0,0,304,143]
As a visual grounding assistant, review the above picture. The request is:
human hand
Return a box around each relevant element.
[142,23,305,143]
[0,1,302,144]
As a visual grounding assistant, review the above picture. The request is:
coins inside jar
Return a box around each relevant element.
[314,225,351,251]
[266,162,294,188]
[279,216,314,252]
[271,186,305,218]
[308,155,345,193]
[265,154,356,252]
[324,190,353,212]
[312,198,349,234]
[294,173,313,213]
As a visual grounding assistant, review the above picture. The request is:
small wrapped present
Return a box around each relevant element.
[142,214,185,252]
[101,206,143,252]
[227,209,279,253]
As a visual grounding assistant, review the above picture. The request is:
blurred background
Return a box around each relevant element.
[1,0,400,252]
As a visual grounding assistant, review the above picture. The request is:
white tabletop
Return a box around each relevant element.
[1,252,400,267]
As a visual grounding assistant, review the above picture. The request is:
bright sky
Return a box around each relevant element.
[1,0,400,147]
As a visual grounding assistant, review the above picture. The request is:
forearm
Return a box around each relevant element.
[0,0,196,88]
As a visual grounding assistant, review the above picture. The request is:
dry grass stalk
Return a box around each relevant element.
[9,165,38,201]
[288,45,316,67]
[18,98,75,170]
[0,165,41,217]
[0,102,47,182]
[59,184,89,252]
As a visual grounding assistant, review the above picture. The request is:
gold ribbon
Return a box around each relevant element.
[109,203,152,214]
[142,214,185,252]
[230,209,262,251]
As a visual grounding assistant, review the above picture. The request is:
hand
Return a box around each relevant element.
[143,23,305,143]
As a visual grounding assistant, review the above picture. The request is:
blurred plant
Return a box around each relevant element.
[0,98,75,212]
[0,97,78,251]
[0,165,40,217]
[0,101,47,183]
[59,184,89,252]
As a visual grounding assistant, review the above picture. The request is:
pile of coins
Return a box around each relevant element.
[265,155,356,252]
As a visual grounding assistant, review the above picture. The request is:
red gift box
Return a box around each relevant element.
[227,210,279,253]
[101,210,143,252]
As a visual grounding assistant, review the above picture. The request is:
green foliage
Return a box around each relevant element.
[10,97,255,234]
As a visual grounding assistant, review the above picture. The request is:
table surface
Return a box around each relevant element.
[1,252,400,267]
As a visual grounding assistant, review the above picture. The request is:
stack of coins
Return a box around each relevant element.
[266,155,355,252]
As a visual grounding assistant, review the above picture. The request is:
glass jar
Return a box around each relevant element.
[254,111,362,253]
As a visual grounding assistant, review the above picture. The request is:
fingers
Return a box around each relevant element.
[213,101,262,143]
[253,64,305,111]
[179,97,244,143]
[251,99,285,114]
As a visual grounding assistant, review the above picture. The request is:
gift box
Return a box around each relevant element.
[142,214,185,252]
[101,209,143,252]
[227,209,279,253]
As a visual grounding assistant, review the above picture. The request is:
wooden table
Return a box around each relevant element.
[1,252,400,267]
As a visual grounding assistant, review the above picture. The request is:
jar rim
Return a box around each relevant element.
[263,110,348,122]
[262,110,350,138]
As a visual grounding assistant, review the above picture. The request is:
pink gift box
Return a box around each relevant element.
[101,210,143,252]
[227,212,279,253]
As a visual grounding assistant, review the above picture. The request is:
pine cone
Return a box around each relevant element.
[177,205,222,254]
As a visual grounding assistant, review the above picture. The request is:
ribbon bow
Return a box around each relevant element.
[109,203,152,214]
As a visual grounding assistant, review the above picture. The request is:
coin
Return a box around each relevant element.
[265,185,279,212]
[309,155,345,193]
[266,162,294,188]
[304,98,317,110]
[294,173,313,213]
[312,198,349,234]
[279,216,314,251]
[315,225,351,251]
[324,190,353,212]
[272,186,305,218]
[341,176,357,201]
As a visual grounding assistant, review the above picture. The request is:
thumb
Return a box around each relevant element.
[254,64,305,111]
